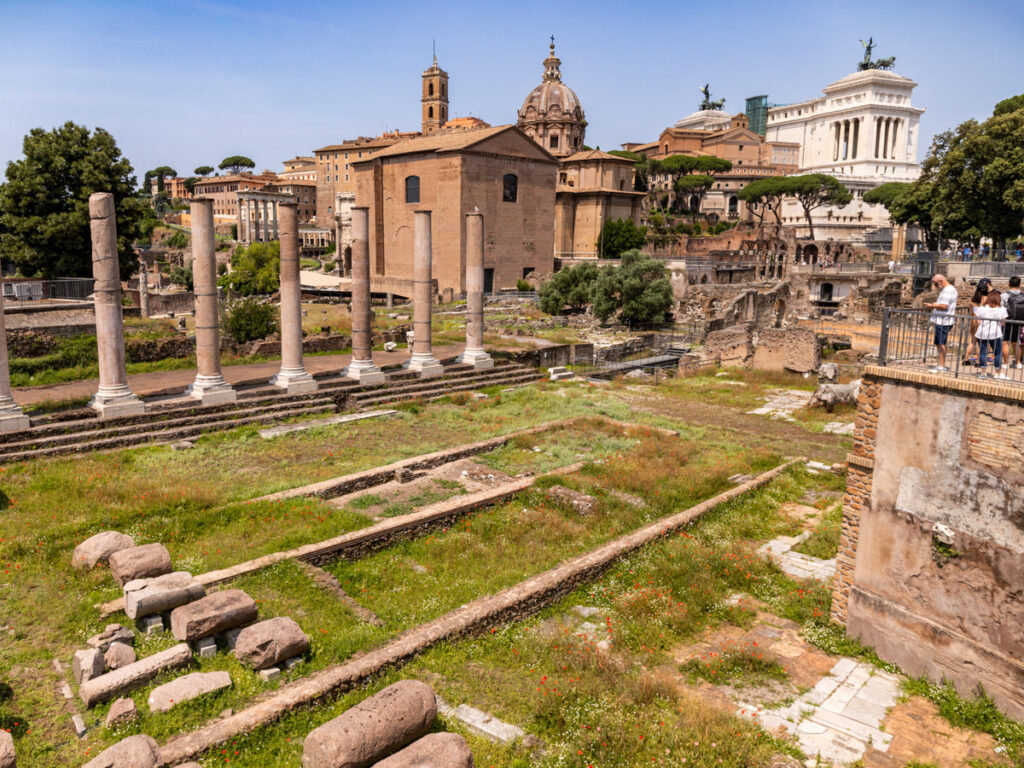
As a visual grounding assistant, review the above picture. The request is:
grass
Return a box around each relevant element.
[681,650,789,688]
[791,502,842,559]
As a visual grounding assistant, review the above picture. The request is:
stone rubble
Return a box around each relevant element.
[87,624,135,652]
[123,571,205,620]
[81,733,159,768]
[103,642,136,671]
[169,589,257,642]
[757,533,836,582]
[372,732,474,768]
[233,616,309,670]
[0,730,14,768]
[108,544,172,587]
[148,671,232,713]
[72,531,135,571]
[436,696,525,744]
[104,696,138,727]
[79,643,192,707]
[72,648,105,686]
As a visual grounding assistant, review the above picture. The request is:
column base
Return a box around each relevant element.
[186,375,237,405]
[90,388,145,419]
[343,360,386,385]
[457,348,494,370]
[270,369,318,394]
[406,354,445,380]
[0,400,30,433]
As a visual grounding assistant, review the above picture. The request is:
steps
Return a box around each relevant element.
[547,366,575,382]
[0,361,540,463]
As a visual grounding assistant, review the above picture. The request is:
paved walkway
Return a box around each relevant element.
[11,344,466,407]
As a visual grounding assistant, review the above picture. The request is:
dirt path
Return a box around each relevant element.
[11,343,466,407]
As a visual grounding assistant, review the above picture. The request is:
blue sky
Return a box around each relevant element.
[1,0,1021,180]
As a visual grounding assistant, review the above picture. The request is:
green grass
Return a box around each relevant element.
[791,503,842,559]
[681,650,789,688]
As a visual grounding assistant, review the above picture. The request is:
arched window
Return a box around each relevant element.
[428,83,434,97]
[728,195,738,215]
[503,174,518,203]
[405,176,420,204]
[428,106,434,119]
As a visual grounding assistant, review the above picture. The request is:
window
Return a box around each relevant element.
[405,175,420,204]
[428,83,434,97]
[345,174,349,182]
[549,135,559,149]
[503,174,518,203]
[429,106,434,119]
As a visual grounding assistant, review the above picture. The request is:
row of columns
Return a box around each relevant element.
[240,197,280,243]
[0,195,493,428]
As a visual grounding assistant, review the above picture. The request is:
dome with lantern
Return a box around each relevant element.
[517,39,586,158]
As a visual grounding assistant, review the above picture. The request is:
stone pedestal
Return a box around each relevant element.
[186,199,236,405]
[406,210,443,379]
[88,193,145,419]
[457,211,494,370]
[271,203,317,393]
[343,207,385,385]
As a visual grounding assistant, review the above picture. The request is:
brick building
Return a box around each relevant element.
[280,156,316,181]
[352,124,557,294]
[555,150,643,258]
[192,172,278,221]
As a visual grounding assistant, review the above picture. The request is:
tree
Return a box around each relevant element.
[674,175,716,224]
[598,218,645,258]
[0,121,146,279]
[218,241,279,295]
[782,174,852,239]
[738,176,788,227]
[219,156,255,175]
[994,93,1024,117]
[182,177,199,195]
[591,250,673,326]
[538,262,599,314]
[222,297,279,343]
[194,165,214,177]
[608,150,657,209]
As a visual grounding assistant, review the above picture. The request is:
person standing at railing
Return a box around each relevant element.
[925,274,960,373]
[962,278,993,367]
[975,291,1008,379]
[1003,275,1024,370]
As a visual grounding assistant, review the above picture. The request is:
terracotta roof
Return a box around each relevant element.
[355,124,538,161]
[562,149,634,163]
[314,137,402,153]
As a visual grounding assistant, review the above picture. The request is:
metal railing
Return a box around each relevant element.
[879,308,1024,386]
[2,278,95,306]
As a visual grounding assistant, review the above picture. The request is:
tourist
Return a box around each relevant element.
[1003,275,1024,369]
[974,291,1007,378]
[961,278,992,367]
[925,274,959,373]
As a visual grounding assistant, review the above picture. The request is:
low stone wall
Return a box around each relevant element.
[124,335,195,363]
[834,367,1024,720]
[751,327,821,374]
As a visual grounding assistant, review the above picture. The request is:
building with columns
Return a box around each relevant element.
[517,40,586,159]
[765,67,925,242]
[193,172,278,221]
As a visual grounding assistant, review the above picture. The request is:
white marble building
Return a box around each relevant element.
[766,69,925,244]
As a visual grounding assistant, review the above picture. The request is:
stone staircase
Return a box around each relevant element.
[0,360,541,463]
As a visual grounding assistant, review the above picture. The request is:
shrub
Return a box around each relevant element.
[168,263,193,291]
[222,297,279,344]
[598,217,646,258]
[591,250,674,326]
[217,262,227,276]
[516,278,532,292]
[165,230,188,248]
[219,241,279,295]
[539,262,599,315]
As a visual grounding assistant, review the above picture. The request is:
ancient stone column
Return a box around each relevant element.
[407,210,443,378]
[262,200,270,242]
[0,262,30,433]
[186,199,236,404]
[88,193,145,418]
[457,211,493,370]
[137,256,149,319]
[342,207,384,384]
[271,203,317,393]
[271,201,279,241]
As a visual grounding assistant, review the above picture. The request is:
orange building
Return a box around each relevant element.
[192,172,278,220]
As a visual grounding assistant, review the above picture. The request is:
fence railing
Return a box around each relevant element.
[2,278,95,306]
[879,308,1024,386]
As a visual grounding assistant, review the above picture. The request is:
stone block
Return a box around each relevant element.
[108,544,172,587]
[233,617,309,670]
[703,326,753,367]
[73,648,105,686]
[545,486,597,515]
[104,642,136,671]
[282,656,303,671]
[195,636,217,658]
[372,732,474,767]
[258,667,281,682]
[79,643,191,707]
[147,671,232,713]
[72,714,87,738]
[73,531,135,570]
[224,627,242,650]
[0,730,13,768]
[81,734,159,768]
[104,697,138,727]
[301,680,437,768]
[752,327,821,374]
[124,571,205,619]
[139,616,164,635]
[87,624,135,652]
[169,589,257,642]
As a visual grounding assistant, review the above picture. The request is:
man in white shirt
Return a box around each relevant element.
[924,274,959,372]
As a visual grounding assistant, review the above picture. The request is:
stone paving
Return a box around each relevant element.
[758,533,836,582]
[747,389,815,421]
[739,658,902,765]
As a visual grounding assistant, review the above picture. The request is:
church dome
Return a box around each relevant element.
[517,40,586,158]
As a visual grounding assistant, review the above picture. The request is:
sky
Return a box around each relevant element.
[1,0,1022,180]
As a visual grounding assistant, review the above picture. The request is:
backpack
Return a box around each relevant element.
[1007,292,1024,321]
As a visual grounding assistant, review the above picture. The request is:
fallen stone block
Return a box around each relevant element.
[302,680,437,768]
[124,571,205,620]
[72,713,87,738]
[139,616,164,635]
[0,730,13,768]
[258,667,281,682]
[81,734,159,768]
[78,643,191,707]
[148,671,232,713]
[808,380,861,414]
[195,637,217,658]
[372,732,474,767]
[87,623,135,652]
[224,627,242,650]
[233,617,309,670]
[109,544,172,587]
[73,648,105,686]
[436,697,524,745]
[73,531,135,570]
[104,642,136,671]
[169,589,257,642]
[545,485,598,516]
[104,697,138,727]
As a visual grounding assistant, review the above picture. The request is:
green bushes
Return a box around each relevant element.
[219,241,279,295]
[8,335,96,377]
[222,297,279,343]
[538,262,599,315]
[165,230,188,248]
[515,278,532,292]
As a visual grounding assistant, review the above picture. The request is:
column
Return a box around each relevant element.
[186,199,236,404]
[88,192,145,418]
[342,207,385,384]
[262,200,270,241]
[406,210,443,378]
[270,202,316,393]
[457,211,493,370]
[0,261,29,433]
[852,118,860,159]
[138,256,149,319]
[271,201,279,240]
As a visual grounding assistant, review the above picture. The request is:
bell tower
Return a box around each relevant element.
[421,51,449,136]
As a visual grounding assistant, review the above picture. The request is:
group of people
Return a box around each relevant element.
[925,274,1024,378]
[944,246,1024,262]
